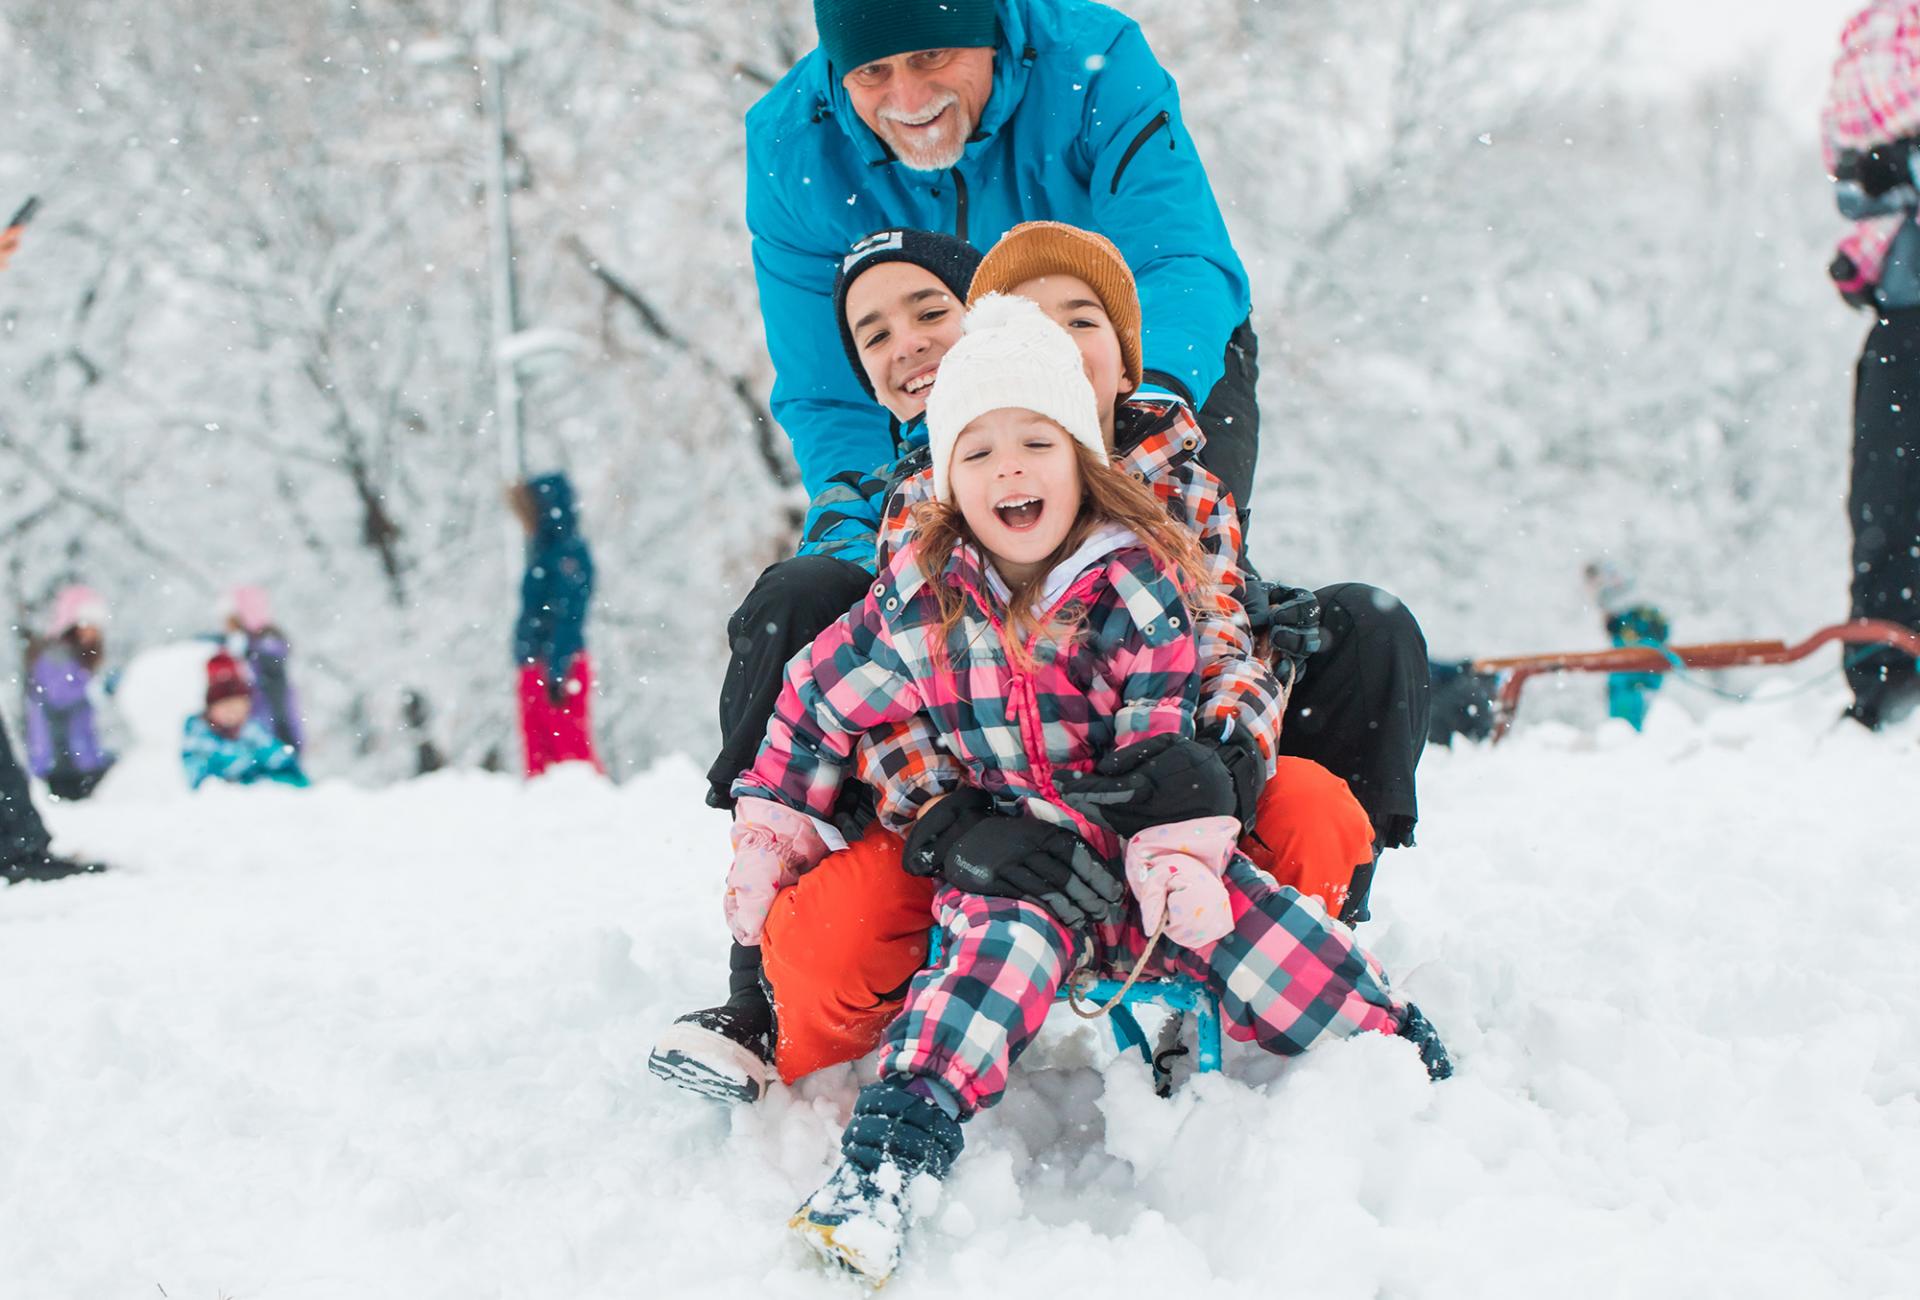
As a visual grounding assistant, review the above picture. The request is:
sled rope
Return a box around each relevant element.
[1066,921,1165,1020]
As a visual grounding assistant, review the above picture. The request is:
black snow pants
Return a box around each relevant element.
[0,711,54,869]
[1848,311,1920,726]
[705,554,874,812]
[1276,583,1431,922]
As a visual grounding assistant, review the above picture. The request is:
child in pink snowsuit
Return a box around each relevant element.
[1823,2,1920,305]
[722,296,1445,1284]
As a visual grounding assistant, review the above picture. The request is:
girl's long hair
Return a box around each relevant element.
[26,628,104,673]
[911,439,1216,662]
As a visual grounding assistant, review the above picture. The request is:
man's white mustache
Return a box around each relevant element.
[879,93,959,127]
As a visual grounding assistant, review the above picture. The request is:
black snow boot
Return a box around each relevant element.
[648,943,776,1103]
[789,1079,966,1285]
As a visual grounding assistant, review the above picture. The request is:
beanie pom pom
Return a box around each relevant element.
[961,291,1048,334]
[923,292,1105,506]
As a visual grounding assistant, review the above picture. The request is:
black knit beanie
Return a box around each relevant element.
[832,228,984,398]
[814,0,998,78]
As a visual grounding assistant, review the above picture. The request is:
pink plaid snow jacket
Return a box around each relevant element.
[851,398,1282,831]
[735,526,1200,857]
[1825,2,1920,284]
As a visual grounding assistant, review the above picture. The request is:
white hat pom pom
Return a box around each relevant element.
[961,291,1046,334]
[925,290,1106,505]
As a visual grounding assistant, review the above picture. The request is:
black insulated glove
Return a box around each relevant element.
[1837,137,1920,198]
[1199,719,1266,831]
[943,814,1125,932]
[1056,734,1237,841]
[1263,583,1323,686]
[901,787,994,878]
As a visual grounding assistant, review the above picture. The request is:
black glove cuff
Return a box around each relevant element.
[1263,583,1324,665]
[1199,719,1266,829]
[901,787,994,878]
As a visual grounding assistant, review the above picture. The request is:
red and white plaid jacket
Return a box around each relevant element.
[735,527,1200,857]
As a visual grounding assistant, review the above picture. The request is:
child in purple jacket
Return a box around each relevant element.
[220,586,306,755]
[23,585,116,801]
[723,297,1442,1285]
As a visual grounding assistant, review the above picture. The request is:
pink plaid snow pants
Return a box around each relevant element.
[877,857,1408,1114]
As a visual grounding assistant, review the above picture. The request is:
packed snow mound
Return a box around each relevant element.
[83,640,219,800]
[5,696,1918,1298]
[114,640,215,750]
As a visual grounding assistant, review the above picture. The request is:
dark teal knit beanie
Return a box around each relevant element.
[813,0,999,77]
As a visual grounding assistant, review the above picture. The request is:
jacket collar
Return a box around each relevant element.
[981,522,1140,613]
[1113,398,1206,479]
[819,0,1035,170]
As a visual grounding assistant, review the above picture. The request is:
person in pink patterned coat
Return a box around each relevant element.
[721,295,1442,1285]
[1824,1,1920,725]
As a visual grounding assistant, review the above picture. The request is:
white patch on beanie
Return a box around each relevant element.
[924,293,1105,504]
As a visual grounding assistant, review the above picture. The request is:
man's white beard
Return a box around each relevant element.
[879,94,970,172]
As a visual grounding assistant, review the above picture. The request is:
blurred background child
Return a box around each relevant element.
[181,652,309,791]
[24,584,117,801]
[510,473,600,777]
[219,585,305,756]
[1584,561,1671,732]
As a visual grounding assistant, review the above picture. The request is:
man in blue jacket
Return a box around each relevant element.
[741,0,1426,859]
[668,2,1432,1100]
[748,0,1260,515]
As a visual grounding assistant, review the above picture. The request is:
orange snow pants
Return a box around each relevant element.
[759,756,1377,1084]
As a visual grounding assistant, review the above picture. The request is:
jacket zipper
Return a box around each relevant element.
[951,168,970,244]
[1109,110,1172,195]
[953,567,1106,844]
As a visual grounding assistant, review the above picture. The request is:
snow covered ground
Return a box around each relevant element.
[4,668,1918,1299]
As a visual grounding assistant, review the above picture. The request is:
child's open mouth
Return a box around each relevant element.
[899,366,938,397]
[994,496,1044,531]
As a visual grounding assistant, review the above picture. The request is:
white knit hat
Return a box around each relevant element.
[924,293,1105,504]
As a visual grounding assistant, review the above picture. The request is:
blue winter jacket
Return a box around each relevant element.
[181,716,309,791]
[513,473,594,673]
[796,420,930,571]
[746,0,1251,496]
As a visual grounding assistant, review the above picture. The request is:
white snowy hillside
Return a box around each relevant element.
[0,0,1886,776]
[5,682,1916,1299]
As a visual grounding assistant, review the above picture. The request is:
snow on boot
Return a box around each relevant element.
[648,993,774,1104]
[789,1157,924,1286]
[1397,1002,1454,1081]
[789,1080,964,1286]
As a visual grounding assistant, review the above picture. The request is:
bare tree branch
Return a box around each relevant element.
[563,233,795,489]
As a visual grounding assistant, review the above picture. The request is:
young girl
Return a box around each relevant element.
[724,296,1440,1284]
[23,584,117,801]
[180,653,310,791]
